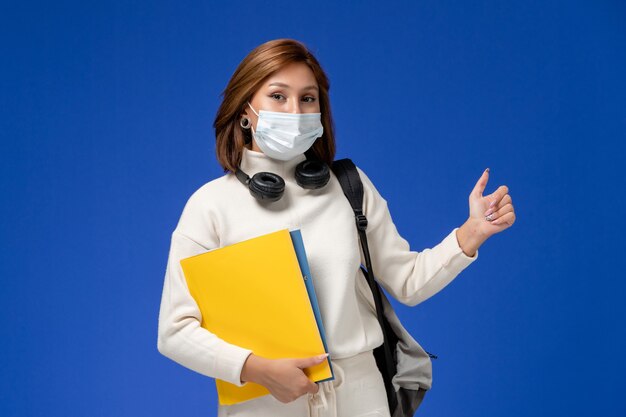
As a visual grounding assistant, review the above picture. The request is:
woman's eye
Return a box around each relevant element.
[270,93,285,100]
[302,96,317,103]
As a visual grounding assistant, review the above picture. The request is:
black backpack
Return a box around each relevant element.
[331,159,436,417]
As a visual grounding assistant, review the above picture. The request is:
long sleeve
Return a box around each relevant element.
[157,230,253,386]
[356,166,478,307]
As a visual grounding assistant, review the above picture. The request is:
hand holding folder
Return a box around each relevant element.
[180,228,334,405]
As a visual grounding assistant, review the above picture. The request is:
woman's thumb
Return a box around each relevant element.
[295,353,329,369]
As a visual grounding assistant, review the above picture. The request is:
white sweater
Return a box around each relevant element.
[157,147,478,388]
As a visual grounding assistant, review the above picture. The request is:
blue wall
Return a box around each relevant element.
[1,1,624,416]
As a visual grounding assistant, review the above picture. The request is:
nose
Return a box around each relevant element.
[289,100,303,114]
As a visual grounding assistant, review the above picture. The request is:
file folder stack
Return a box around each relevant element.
[180,228,333,405]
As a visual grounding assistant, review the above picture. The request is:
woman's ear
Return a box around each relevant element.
[241,104,258,131]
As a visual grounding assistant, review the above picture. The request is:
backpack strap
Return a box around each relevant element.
[331,159,397,408]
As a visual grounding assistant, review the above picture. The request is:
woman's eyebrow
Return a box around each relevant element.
[268,82,318,91]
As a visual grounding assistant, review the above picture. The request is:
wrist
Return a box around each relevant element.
[456,218,487,257]
[240,353,266,385]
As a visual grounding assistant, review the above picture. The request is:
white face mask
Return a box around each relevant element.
[247,102,324,161]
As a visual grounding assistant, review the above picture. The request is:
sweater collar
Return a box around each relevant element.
[239,147,307,178]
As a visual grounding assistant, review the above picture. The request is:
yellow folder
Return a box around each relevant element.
[180,228,332,405]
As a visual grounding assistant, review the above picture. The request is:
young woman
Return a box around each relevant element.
[157,38,516,417]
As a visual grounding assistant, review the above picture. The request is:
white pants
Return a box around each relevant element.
[217,349,391,417]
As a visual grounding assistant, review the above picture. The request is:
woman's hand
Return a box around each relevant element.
[456,168,516,256]
[240,353,328,403]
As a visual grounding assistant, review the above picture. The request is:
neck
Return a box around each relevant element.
[239,147,307,180]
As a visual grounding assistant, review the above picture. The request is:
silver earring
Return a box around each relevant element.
[240,116,251,129]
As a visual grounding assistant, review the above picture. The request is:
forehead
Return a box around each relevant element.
[263,62,318,89]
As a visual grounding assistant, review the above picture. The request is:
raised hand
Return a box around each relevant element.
[469,168,516,237]
[456,168,516,256]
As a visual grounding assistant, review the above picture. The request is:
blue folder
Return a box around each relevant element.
[289,229,335,383]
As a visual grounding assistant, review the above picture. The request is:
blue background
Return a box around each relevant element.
[1,1,625,416]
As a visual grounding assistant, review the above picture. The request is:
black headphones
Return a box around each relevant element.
[235,157,330,202]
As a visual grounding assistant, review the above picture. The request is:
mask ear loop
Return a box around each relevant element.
[247,102,259,137]
[239,102,256,145]
[247,101,259,117]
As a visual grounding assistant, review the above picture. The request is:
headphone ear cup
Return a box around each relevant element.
[248,172,285,202]
[295,160,330,189]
